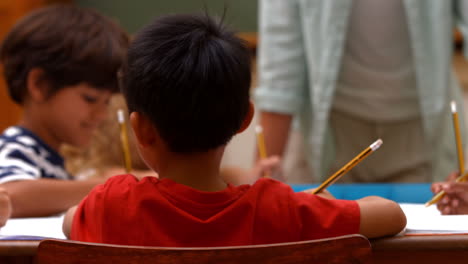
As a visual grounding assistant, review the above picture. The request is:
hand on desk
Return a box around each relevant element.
[431,171,468,215]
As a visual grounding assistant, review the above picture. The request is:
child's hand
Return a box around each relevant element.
[431,171,458,193]
[436,181,468,214]
[250,155,283,182]
[100,167,158,180]
[131,169,159,180]
[220,156,282,186]
[0,187,12,227]
[303,188,335,199]
[431,170,468,215]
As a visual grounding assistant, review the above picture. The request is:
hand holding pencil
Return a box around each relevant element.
[253,125,284,180]
[430,171,468,214]
[426,101,466,207]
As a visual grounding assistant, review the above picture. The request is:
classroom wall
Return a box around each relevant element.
[75,0,258,34]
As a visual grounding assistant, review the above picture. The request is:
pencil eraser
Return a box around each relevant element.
[255,125,263,134]
[451,101,457,113]
[117,109,125,124]
[370,139,383,151]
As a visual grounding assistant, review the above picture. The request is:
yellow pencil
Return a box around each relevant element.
[255,125,269,178]
[452,101,465,176]
[117,109,132,173]
[425,101,466,207]
[312,139,383,194]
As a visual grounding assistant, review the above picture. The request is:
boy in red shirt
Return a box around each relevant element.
[63,13,406,246]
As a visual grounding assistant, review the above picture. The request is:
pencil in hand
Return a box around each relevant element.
[425,101,466,207]
[117,109,132,173]
[425,172,468,207]
[255,125,269,178]
[312,139,383,194]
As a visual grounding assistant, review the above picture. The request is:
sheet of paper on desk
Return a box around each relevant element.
[0,215,66,239]
[400,203,468,234]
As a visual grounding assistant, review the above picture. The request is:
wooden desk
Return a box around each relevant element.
[0,240,39,264]
[371,235,468,264]
[1,235,468,264]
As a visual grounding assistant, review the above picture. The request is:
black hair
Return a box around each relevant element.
[0,5,129,104]
[121,13,251,153]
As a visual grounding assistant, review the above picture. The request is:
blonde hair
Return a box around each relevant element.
[62,94,147,179]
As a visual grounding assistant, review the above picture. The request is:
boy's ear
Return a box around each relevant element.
[129,111,158,148]
[237,101,254,133]
[26,68,49,102]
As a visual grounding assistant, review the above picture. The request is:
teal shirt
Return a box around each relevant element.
[255,0,468,181]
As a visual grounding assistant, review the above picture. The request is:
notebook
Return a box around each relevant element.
[0,215,65,239]
[400,203,468,234]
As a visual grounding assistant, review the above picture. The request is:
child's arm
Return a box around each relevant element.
[62,205,77,238]
[357,196,406,238]
[0,187,12,227]
[2,178,103,218]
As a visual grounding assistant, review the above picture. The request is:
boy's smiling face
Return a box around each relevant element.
[36,83,112,150]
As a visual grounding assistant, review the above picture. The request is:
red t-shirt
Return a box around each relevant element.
[71,175,360,247]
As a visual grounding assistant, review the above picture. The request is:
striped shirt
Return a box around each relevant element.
[0,126,71,183]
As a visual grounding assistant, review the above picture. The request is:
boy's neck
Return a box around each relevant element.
[158,148,227,192]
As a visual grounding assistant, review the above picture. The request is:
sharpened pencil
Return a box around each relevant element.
[312,139,383,194]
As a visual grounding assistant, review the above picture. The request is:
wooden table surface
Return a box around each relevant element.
[371,234,468,264]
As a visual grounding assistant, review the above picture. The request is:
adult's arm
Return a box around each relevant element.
[455,0,468,59]
[255,0,308,179]
[259,112,293,159]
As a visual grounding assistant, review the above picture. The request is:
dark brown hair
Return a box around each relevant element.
[121,14,251,153]
[0,4,129,104]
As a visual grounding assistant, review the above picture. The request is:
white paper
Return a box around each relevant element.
[0,215,66,239]
[2,203,468,238]
[400,203,468,234]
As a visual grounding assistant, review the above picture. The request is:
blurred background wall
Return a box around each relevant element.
[76,0,258,33]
